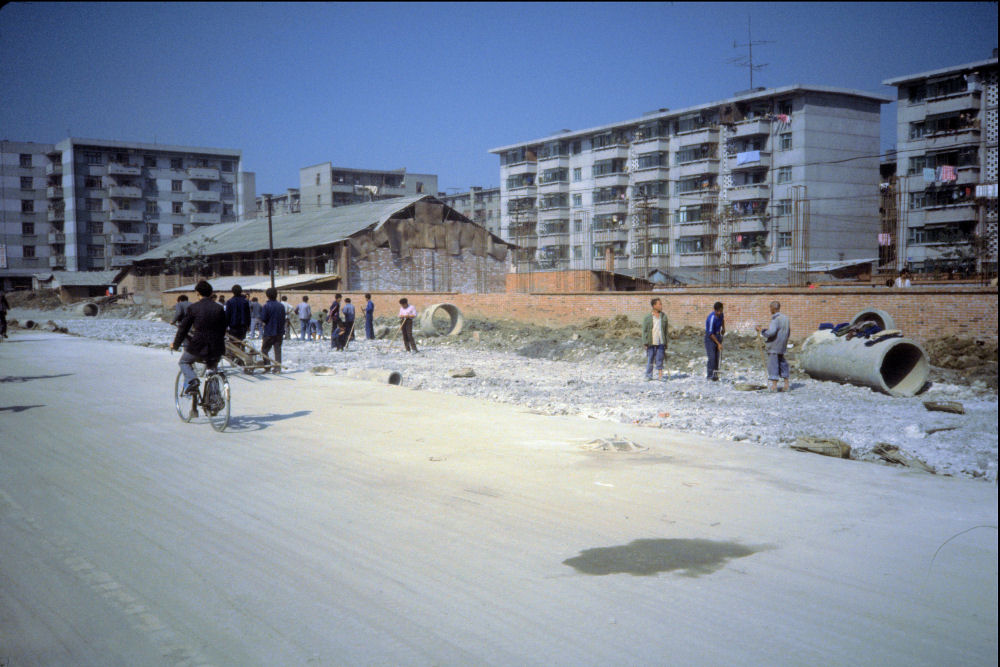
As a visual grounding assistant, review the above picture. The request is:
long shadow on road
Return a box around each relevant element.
[0,373,74,383]
[224,409,312,432]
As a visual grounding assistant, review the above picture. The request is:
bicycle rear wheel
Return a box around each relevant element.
[205,374,230,432]
[174,370,196,422]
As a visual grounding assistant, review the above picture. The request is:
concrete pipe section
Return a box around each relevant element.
[417,303,464,337]
[77,302,100,317]
[799,330,929,397]
[345,368,403,385]
[849,309,895,330]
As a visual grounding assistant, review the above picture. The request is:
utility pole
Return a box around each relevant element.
[263,193,275,289]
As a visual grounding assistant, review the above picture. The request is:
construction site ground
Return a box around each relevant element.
[4,297,997,482]
[1,329,997,665]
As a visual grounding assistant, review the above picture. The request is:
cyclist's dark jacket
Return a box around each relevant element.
[173,296,228,359]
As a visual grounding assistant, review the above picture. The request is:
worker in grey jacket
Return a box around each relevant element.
[755,300,791,392]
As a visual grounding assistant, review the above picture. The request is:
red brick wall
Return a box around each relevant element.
[157,286,997,342]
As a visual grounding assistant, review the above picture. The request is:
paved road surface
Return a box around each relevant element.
[1,332,997,666]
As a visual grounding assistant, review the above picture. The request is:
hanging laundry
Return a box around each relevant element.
[777,114,790,123]
[878,233,892,246]
[736,150,761,165]
[939,165,957,182]
[923,167,936,182]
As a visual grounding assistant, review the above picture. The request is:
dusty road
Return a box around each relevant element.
[1,332,997,666]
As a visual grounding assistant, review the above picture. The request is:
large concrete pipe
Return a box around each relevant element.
[77,302,100,317]
[849,309,895,330]
[345,368,403,385]
[799,330,929,397]
[417,303,464,337]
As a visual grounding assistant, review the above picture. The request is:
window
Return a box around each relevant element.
[592,158,626,176]
[777,231,792,248]
[675,144,715,164]
[907,84,926,103]
[170,158,183,169]
[572,167,582,182]
[571,141,581,155]
[21,199,34,213]
[675,176,716,194]
[539,168,568,184]
[85,176,102,189]
[316,173,321,185]
[87,245,104,258]
[909,122,926,140]
[172,180,182,192]
[22,222,34,235]
[223,204,234,216]
[675,205,712,224]
[87,221,103,234]
[221,183,233,196]
[172,202,183,214]
[633,180,668,198]
[144,155,157,168]
[145,201,158,215]
[23,245,35,258]
[20,176,33,190]
[777,167,792,183]
[779,133,792,151]
[573,245,582,259]
[776,199,792,216]
[676,236,704,253]
[221,160,233,172]
[19,153,32,168]
[416,181,424,193]
[778,100,793,116]
[572,193,583,206]
[908,192,927,209]
[538,193,568,209]
[593,186,627,203]
[637,152,667,169]
[506,173,535,189]
[85,151,103,165]
[573,218,583,233]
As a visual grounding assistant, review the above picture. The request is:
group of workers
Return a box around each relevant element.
[642,297,791,392]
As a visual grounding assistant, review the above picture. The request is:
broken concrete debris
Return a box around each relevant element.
[449,367,476,378]
[923,400,965,415]
[791,436,852,459]
[871,443,936,474]
[584,437,646,453]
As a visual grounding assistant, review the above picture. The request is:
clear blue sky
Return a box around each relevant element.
[2,2,996,197]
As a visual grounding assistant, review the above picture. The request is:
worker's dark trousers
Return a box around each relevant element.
[401,319,417,352]
[705,333,721,380]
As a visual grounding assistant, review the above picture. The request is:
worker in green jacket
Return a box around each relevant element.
[641,297,669,381]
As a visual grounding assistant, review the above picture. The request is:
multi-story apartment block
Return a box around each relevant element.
[299,164,437,212]
[883,54,998,275]
[255,188,301,218]
[1,140,53,288]
[1,137,254,283]
[437,186,501,236]
[490,85,889,280]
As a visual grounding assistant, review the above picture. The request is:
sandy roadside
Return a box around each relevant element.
[1,332,997,666]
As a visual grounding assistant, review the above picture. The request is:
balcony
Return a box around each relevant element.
[732,119,771,137]
[924,128,980,150]
[592,227,629,243]
[922,203,978,224]
[187,167,220,180]
[45,162,62,176]
[537,232,570,246]
[732,216,768,233]
[109,208,143,222]
[47,185,64,199]
[189,190,221,202]
[107,162,142,176]
[730,249,768,266]
[47,231,66,243]
[536,180,568,193]
[675,222,709,235]
[505,162,536,176]
[676,127,720,144]
[673,159,720,179]
[108,185,142,199]
[112,232,146,244]
[956,165,980,185]
[536,154,569,167]
[507,184,537,197]
[48,208,65,222]
[190,212,221,225]
[632,166,670,182]
[727,152,771,171]
[925,90,981,116]
[631,137,671,152]
[49,255,66,267]
[590,144,629,158]
[593,200,628,214]
[593,172,629,186]
[729,183,770,200]
[111,255,139,267]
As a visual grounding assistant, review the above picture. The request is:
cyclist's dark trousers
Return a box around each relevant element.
[179,351,220,385]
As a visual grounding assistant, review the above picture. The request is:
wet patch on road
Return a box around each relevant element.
[563,538,765,576]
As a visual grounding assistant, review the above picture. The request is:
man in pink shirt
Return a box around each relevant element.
[398,298,418,353]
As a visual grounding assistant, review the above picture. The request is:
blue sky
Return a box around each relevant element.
[1,2,996,197]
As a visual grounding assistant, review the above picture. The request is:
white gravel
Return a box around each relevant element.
[14,307,999,482]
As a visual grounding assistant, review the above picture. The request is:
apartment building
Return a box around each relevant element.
[437,186,501,236]
[1,137,254,283]
[883,55,998,274]
[490,85,889,280]
[255,188,301,217]
[299,163,437,213]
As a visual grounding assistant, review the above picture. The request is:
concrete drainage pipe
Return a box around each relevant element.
[78,302,100,317]
[849,308,895,330]
[417,303,464,337]
[799,330,929,397]
[345,368,403,385]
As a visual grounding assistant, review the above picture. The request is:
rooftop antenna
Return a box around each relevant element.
[728,15,773,90]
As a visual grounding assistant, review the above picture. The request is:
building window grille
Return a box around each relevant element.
[776,167,792,183]
[779,133,792,151]
[85,151,103,165]
[172,180,183,192]
[19,153,32,168]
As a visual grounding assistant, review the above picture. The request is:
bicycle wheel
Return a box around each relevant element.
[205,374,230,432]
[174,371,196,422]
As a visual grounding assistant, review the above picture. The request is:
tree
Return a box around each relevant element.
[162,237,218,277]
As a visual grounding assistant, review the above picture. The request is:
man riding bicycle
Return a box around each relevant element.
[170,280,228,395]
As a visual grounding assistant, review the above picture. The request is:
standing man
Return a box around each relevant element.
[755,300,791,392]
[398,297,418,353]
[641,298,669,381]
[259,287,285,373]
[225,285,252,341]
[705,301,725,381]
[248,296,263,339]
[170,280,228,395]
[339,297,356,350]
[363,293,375,340]
[280,296,294,340]
[171,294,190,326]
[327,293,342,350]
[295,296,312,342]
[0,289,9,339]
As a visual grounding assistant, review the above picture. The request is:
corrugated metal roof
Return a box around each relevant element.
[35,270,124,286]
[163,273,339,293]
[134,195,476,262]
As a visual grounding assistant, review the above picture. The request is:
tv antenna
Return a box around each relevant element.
[728,16,773,89]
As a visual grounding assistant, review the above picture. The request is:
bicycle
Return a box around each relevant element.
[174,362,231,432]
